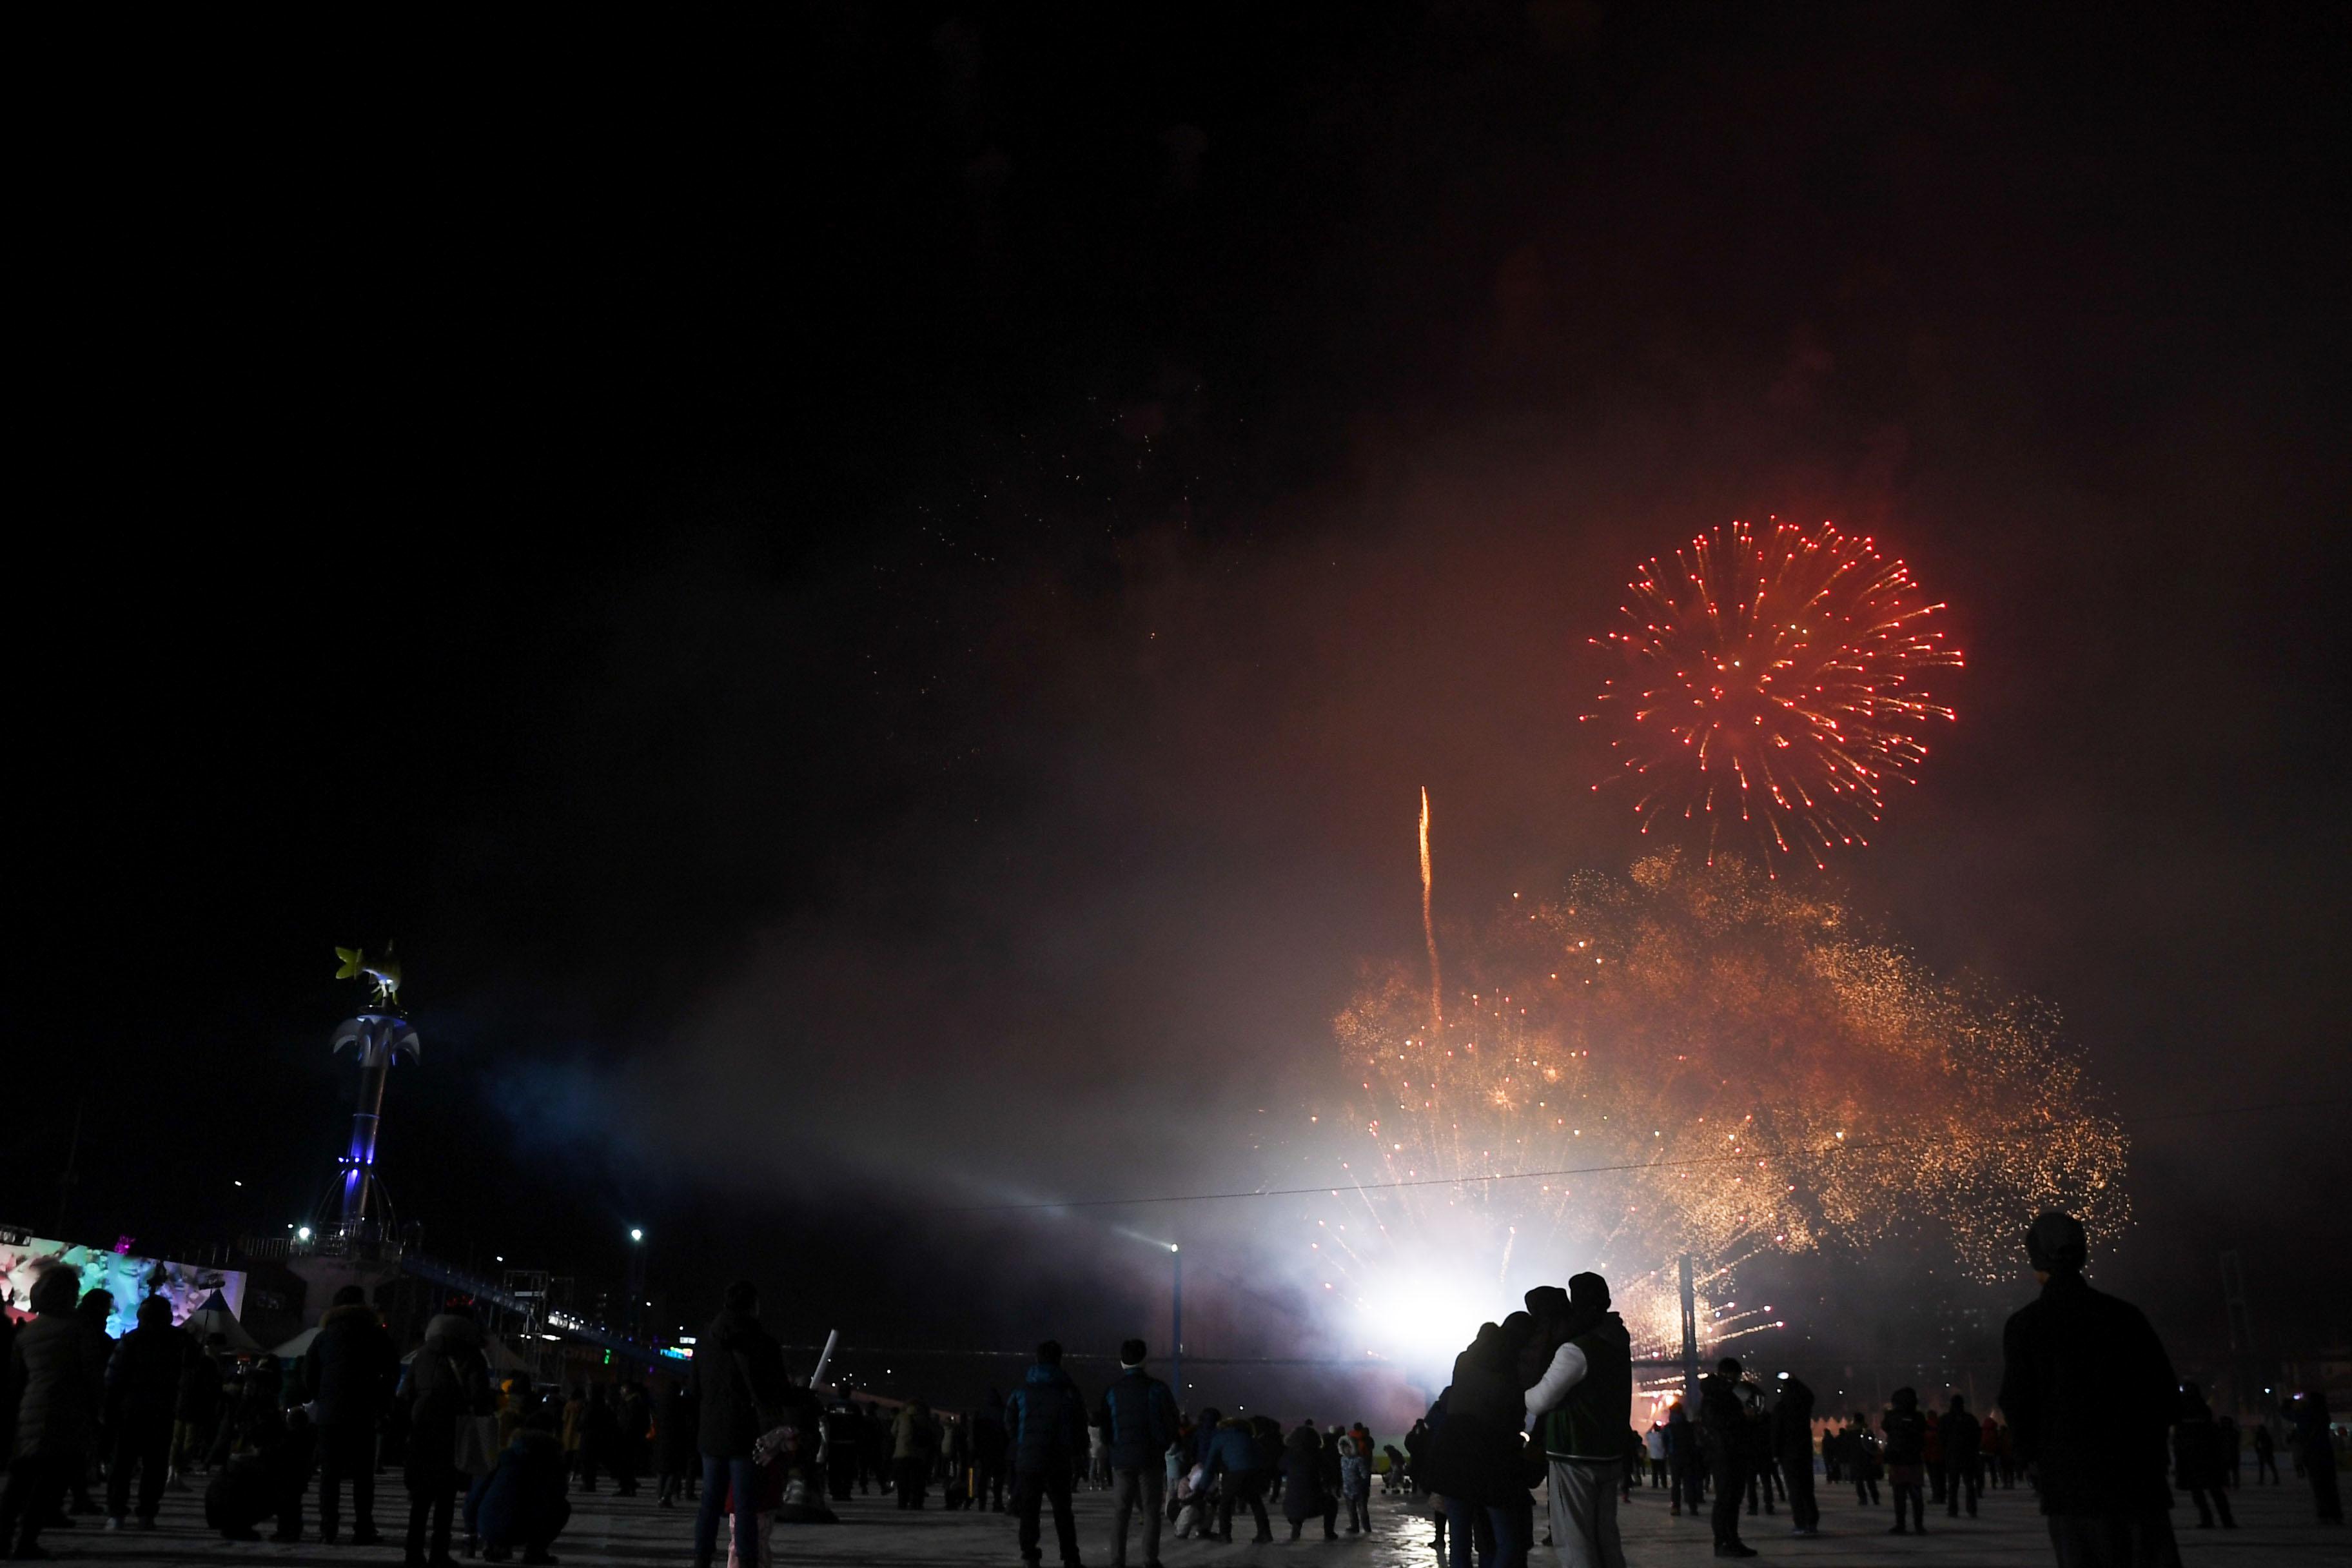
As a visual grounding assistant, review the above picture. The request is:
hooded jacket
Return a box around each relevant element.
[306,1300,400,1429]
[404,1313,494,1478]
[1280,1425,1326,1521]
[1417,1331,1531,1505]
[1526,1310,1632,1462]
[1004,1362,1088,1471]
[1200,1416,1267,1480]
[1997,1269,2177,1516]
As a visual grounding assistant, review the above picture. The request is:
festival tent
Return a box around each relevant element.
[272,1327,320,1358]
[185,1290,266,1353]
[400,1334,531,1374]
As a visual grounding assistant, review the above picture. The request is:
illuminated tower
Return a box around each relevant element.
[328,946,419,1239]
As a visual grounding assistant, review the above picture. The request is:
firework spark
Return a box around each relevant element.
[1585,518,1963,867]
[1312,853,2128,1365]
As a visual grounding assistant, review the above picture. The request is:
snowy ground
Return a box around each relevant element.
[46,1467,2348,1567]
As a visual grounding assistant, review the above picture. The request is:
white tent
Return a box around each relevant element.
[271,1327,320,1359]
[184,1290,266,1353]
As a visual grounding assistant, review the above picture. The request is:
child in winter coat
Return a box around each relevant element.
[1337,1431,1372,1533]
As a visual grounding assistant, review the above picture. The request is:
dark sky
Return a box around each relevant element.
[14,5,2349,1396]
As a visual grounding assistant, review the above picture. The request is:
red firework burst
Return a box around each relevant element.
[1585,517,1962,865]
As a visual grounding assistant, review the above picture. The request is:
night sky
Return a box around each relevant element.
[15,7,2349,1393]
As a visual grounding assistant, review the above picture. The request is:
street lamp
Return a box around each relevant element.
[625,1227,648,1340]
[1170,1244,1183,1406]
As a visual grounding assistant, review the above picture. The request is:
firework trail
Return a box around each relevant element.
[1420,787,1442,1036]
[1585,518,1963,868]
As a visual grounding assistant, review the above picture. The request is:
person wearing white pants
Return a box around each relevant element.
[1524,1273,1632,1568]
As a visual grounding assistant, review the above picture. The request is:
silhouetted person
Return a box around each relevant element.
[1699,1357,1754,1558]
[1941,1393,1982,1518]
[104,1293,191,1529]
[1006,1340,1089,1566]
[1774,1375,1819,1537]
[2289,1391,2342,1525]
[1101,1339,1177,1568]
[406,1304,493,1565]
[306,1284,398,1544]
[1881,1388,1929,1534]
[658,1375,700,1506]
[1850,1415,1881,1505]
[1525,1273,1631,1568]
[2251,1422,2278,1485]
[2171,1384,2233,1529]
[478,1398,569,1564]
[1,1266,103,1558]
[1998,1210,2184,1567]
[974,1389,1009,1511]
[691,1280,788,1568]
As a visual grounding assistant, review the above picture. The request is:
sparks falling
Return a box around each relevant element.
[1585,518,1963,867]
[1309,853,2129,1364]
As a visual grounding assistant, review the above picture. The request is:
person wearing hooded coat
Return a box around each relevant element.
[1773,1375,1819,1537]
[1524,1274,1632,1568]
[1419,1318,1536,1568]
[306,1284,400,1544]
[1,1266,104,1558]
[1004,1340,1091,1565]
[1998,1210,2185,1568]
[1280,1423,1331,1540]
[405,1304,495,1566]
[476,1400,570,1564]
[691,1280,789,1568]
[103,1293,191,1529]
[2171,1384,2234,1530]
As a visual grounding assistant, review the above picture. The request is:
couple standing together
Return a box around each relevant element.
[1420,1271,1633,1568]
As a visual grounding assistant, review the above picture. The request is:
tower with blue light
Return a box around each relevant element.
[328,946,419,1240]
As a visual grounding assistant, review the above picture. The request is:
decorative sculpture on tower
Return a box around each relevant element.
[328,945,419,1240]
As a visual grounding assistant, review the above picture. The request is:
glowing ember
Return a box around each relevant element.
[1586,518,1962,867]
[1310,853,2128,1366]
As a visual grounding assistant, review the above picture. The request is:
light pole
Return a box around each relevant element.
[626,1228,647,1342]
[1170,1244,1183,1408]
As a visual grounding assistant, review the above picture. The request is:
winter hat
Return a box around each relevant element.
[2024,1210,2088,1274]
[1524,1285,1570,1320]
[1568,1271,1612,1313]
[1120,1338,1148,1368]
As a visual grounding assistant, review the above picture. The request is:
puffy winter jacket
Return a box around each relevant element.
[10,1312,105,1458]
[1200,1417,1267,1479]
[1101,1368,1179,1471]
[305,1302,400,1429]
[1004,1363,1088,1471]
